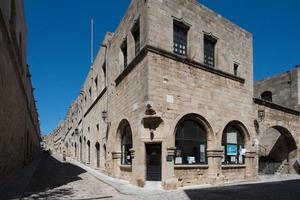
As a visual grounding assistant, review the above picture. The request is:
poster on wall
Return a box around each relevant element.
[227,144,237,156]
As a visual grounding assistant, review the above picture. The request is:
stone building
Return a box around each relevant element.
[0,0,41,187]
[47,0,300,189]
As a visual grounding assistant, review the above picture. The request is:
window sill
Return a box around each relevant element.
[174,164,209,169]
[120,164,132,171]
[221,164,246,169]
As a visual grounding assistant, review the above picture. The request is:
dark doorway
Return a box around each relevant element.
[146,144,162,181]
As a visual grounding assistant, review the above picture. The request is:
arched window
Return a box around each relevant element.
[261,91,272,102]
[175,119,207,165]
[121,125,132,165]
[222,126,245,164]
[95,142,100,168]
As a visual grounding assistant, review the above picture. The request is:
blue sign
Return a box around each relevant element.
[227,145,237,156]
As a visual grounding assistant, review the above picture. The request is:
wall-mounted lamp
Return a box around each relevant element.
[258,110,265,121]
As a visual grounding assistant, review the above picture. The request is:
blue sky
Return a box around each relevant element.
[24,0,300,135]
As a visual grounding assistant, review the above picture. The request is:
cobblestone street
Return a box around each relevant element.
[1,153,300,200]
[21,154,129,200]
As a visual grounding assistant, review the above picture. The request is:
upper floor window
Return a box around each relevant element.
[132,20,140,55]
[121,39,128,69]
[88,87,92,98]
[173,22,188,56]
[204,35,217,67]
[261,91,272,102]
[94,76,98,90]
[102,62,106,80]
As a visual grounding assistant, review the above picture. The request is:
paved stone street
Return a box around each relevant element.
[21,154,129,200]
[5,154,298,200]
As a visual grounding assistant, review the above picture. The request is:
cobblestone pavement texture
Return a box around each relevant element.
[14,154,300,200]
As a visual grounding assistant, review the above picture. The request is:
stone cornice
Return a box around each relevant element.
[115,45,245,86]
[253,98,300,116]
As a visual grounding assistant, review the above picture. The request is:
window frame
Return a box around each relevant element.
[175,119,208,165]
[261,91,272,102]
[131,19,140,55]
[204,35,217,68]
[222,126,245,165]
[121,39,128,69]
[173,21,189,57]
[121,125,133,165]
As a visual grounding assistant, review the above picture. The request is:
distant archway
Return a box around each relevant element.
[95,142,100,168]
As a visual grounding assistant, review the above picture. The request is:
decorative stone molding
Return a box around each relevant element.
[207,149,224,157]
[166,147,176,156]
[244,151,256,158]
[112,151,121,159]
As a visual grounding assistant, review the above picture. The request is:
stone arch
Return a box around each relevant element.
[221,121,250,164]
[116,119,133,165]
[173,113,214,165]
[261,91,273,102]
[87,140,91,164]
[95,142,100,168]
[259,125,297,174]
[174,113,214,147]
[116,119,133,152]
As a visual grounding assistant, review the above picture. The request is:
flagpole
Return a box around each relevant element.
[91,18,94,65]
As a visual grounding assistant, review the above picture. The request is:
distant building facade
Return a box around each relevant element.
[0,0,41,187]
[47,0,300,189]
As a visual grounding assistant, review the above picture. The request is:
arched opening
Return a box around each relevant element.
[222,124,246,165]
[95,142,100,168]
[259,126,297,174]
[103,144,107,160]
[261,91,272,102]
[75,143,77,158]
[79,137,82,162]
[174,114,212,165]
[87,140,91,164]
[121,124,132,165]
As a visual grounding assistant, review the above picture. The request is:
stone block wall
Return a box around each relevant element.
[254,67,299,110]
[0,0,40,187]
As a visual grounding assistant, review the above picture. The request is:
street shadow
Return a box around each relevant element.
[184,179,300,200]
[21,154,86,199]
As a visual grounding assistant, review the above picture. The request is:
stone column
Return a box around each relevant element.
[112,151,122,178]
[162,147,178,190]
[207,149,224,185]
[244,151,257,180]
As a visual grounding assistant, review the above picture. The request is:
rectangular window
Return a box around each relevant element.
[94,76,98,89]
[121,40,128,68]
[173,22,188,56]
[89,87,91,98]
[204,35,217,67]
[132,20,140,55]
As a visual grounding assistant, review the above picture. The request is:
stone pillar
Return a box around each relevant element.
[207,149,224,185]
[162,147,178,190]
[244,151,257,180]
[112,151,122,178]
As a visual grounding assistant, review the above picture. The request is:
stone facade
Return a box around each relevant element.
[46,0,300,189]
[0,0,41,187]
[254,66,300,111]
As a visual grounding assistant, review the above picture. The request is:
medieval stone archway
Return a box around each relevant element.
[259,126,297,174]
